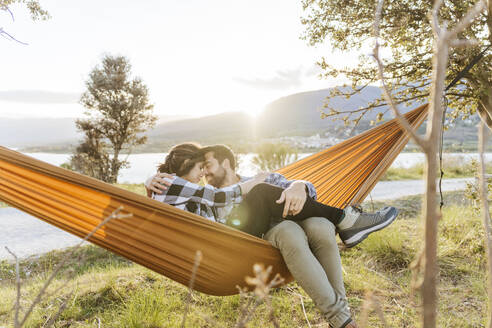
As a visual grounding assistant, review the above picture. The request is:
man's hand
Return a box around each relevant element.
[145,173,175,197]
[275,181,307,218]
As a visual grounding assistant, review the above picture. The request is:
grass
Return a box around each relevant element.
[381,156,492,181]
[113,183,147,196]
[0,191,488,327]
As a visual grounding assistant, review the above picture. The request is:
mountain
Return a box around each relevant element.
[147,86,399,141]
[256,86,383,137]
[148,112,254,140]
[0,115,193,149]
[1,86,481,152]
[0,118,81,148]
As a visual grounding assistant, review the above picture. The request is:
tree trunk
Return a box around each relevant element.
[478,91,492,130]
[421,34,449,328]
[110,149,120,184]
[478,122,492,328]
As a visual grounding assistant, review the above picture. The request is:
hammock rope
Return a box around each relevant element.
[0,103,428,296]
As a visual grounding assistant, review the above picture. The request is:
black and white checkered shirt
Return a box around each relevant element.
[152,173,317,222]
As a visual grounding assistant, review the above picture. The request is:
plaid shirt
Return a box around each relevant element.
[152,176,242,221]
[152,173,317,222]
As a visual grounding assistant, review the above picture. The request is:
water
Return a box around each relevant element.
[0,151,486,259]
[24,152,492,183]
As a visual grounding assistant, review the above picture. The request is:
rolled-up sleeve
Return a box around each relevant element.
[264,173,317,200]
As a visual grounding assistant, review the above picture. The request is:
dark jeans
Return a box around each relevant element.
[227,183,344,237]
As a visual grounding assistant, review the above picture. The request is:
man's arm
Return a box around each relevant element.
[265,172,317,199]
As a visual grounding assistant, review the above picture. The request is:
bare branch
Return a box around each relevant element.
[5,247,21,328]
[359,291,389,328]
[0,27,28,45]
[430,0,445,38]
[234,264,284,328]
[181,250,202,328]
[43,291,74,328]
[17,206,132,327]
[285,289,312,328]
[450,39,480,48]
[447,1,487,41]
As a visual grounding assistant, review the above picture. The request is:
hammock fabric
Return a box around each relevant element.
[0,104,428,296]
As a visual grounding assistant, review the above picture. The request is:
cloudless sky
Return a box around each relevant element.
[1,0,360,119]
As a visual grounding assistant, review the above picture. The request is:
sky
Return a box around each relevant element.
[0,0,361,119]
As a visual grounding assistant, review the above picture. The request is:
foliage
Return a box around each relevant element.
[0,0,50,20]
[301,0,492,126]
[381,155,492,180]
[464,159,492,213]
[252,143,298,171]
[0,0,50,44]
[70,120,113,181]
[71,55,157,183]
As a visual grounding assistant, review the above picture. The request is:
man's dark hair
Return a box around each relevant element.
[201,144,236,170]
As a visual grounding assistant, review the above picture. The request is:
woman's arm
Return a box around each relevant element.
[153,175,243,207]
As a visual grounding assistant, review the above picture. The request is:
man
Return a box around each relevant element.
[146,144,397,328]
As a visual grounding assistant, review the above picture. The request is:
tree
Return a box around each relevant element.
[252,143,298,171]
[301,0,492,127]
[71,55,157,183]
[70,121,112,181]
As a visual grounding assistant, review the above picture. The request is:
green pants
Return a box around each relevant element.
[265,217,352,328]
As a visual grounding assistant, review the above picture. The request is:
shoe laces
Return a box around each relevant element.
[351,204,363,213]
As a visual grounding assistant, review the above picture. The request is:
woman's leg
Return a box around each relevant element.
[232,183,398,249]
[248,183,344,222]
[229,183,344,237]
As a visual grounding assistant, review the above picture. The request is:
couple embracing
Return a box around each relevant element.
[145,142,399,328]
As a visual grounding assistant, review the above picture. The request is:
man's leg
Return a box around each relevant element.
[299,217,346,301]
[265,220,352,328]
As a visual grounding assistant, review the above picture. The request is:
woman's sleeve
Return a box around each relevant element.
[153,176,242,207]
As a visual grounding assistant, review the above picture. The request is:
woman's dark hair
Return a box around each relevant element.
[158,142,204,176]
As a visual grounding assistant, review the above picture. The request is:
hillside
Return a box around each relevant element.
[2,86,484,153]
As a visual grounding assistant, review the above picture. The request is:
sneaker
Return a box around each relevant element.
[338,206,399,248]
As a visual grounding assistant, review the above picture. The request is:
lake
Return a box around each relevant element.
[22,152,492,183]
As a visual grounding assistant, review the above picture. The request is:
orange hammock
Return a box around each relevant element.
[0,104,428,296]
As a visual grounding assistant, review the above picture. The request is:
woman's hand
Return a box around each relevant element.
[145,173,175,197]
